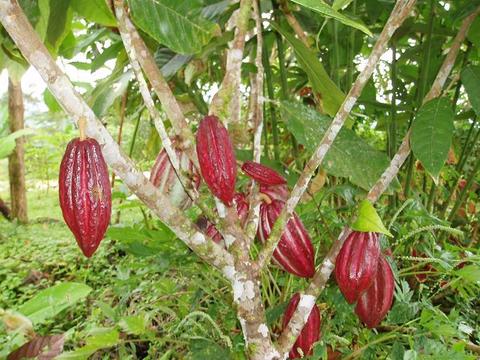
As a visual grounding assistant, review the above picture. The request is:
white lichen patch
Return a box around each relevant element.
[224,234,236,248]
[244,280,255,300]
[191,232,206,245]
[223,265,236,281]
[322,258,335,274]
[215,199,226,218]
[298,294,316,323]
[257,323,269,338]
[343,96,357,113]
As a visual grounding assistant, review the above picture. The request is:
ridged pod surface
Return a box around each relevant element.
[150,146,200,210]
[241,161,287,185]
[59,138,111,257]
[335,231,380,304]
[283,293,321,359]
[355,255,395,328]
[196,115,236,205]
[258,200,315,278]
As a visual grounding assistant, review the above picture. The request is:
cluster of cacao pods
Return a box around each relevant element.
[193,116,321,355]
[335,231,395,328]
[241,161,316,278]
[59,137,112,257]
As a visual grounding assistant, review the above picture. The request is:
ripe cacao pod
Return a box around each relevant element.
[335,231,380,304]
[258,200,315,278]
[196,115,236,205]
[150,145,200,210]
[59,138,111,257]
[282,293,321,359]
[355,255,394,328]
[241,161,286,186]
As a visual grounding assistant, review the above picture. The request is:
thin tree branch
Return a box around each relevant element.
[277,5,480,355]
[0,0,234,272]
[114,1,199,206]
[210,0,252,124]
[113,0,198,166]
[255,0,417,274]
[245,0,264,242]
[278,0,309,46]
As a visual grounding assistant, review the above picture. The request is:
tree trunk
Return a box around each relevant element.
[8,76,28,223]
[0,197,11,220]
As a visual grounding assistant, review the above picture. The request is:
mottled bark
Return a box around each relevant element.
[8,76,28,223]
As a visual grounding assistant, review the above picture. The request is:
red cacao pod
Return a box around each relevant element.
[355,255,394,328]
[282,293,321,359]
[241,161,286,186]
[59,138,111,257]
[259,183,289,202]
[196,115,236,205]
[150,145,200,210]
[335,231,380,304]
[258,200,315,278]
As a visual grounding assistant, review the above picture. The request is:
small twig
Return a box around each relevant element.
[278,0,309,46]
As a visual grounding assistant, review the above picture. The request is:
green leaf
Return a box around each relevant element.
[43,89,62,113]
[274,24,345,116]
[351,200,392,236]
[129,0,219,54]
[410,97,454,183]
[455,265,480,284]
[291,0,372,36]
[119,315,148,335]
[280,101,395,191]
[0,129,35,159]
[45,0,73,53]
[70,0,116,27]
[17,282,92,325]
[56,328,120,360]
[461,65,480,117]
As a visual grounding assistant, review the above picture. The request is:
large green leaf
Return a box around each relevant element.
[410,97,454,182]
[17,282,92,325]
[128,0,219,54]
[45,0,73,53]
[274,24,345,116]
[280,101,393,191]
[291,0,372,36]
[461,65,480,117]
[0,129,35,159]
[70,0,116,27]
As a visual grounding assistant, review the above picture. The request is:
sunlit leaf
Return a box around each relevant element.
[410,98,454,183]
